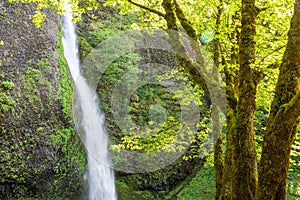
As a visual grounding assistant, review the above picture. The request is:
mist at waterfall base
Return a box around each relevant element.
[62,4,117,200]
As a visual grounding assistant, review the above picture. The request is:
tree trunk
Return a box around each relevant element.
[256,0,300,199]
[219,108,235,200]
[219,10,240,200]
[232,0,259,199]
[213,2,224,199]
[213,105,224,200]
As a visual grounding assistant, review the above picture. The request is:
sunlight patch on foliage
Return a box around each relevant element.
[8,0,99,26]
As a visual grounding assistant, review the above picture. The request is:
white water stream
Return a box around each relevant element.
[62,4,117,200]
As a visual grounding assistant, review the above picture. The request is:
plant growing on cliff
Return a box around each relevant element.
[8,0,99,27]
[0,81,16,118]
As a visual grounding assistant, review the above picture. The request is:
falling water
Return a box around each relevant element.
[62,3,117,200]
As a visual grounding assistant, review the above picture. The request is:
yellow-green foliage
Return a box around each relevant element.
[8,0,99,27]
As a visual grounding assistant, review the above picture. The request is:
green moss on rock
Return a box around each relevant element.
[0,2,86,199]
[0,81,16,116]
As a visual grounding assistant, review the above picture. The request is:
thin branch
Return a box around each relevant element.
[253,45,285,81]
[266,62,280,69]
[255,6,269,15]
[198,5,207,15]
[127,0,166,17]
[213,0,223,67]
[256,45,286,66]
[253,62,280,82]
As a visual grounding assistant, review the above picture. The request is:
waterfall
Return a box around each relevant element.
[62,3,117,200]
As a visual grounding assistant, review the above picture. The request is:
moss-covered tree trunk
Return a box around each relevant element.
[213,106,224,200]
[256,0,300,199]
[213,2,224,199]
[220,74,237,200]
[219,11,240,200]
[232,0,259,199]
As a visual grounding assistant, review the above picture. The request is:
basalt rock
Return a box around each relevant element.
[0,1,86,199]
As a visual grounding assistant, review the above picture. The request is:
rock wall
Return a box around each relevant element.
[0,1,86,199]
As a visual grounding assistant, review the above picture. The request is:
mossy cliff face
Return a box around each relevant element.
[0,1,86,199]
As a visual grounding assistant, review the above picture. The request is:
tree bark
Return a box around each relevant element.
[213,2,224,200]
[256,0,300,199]
[160,0,211,96]
[213,105,224,200]
[219,10,240,200]
[232,0,259,199]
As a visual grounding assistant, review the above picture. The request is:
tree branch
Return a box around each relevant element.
[255,6,269,15]
[160,0,210,95]
[127,0,166,17]
[282,91,300,122]
[253,45,285,82]
[256,45,286,66]
[173,0,199,42]
[253,61,281,82]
